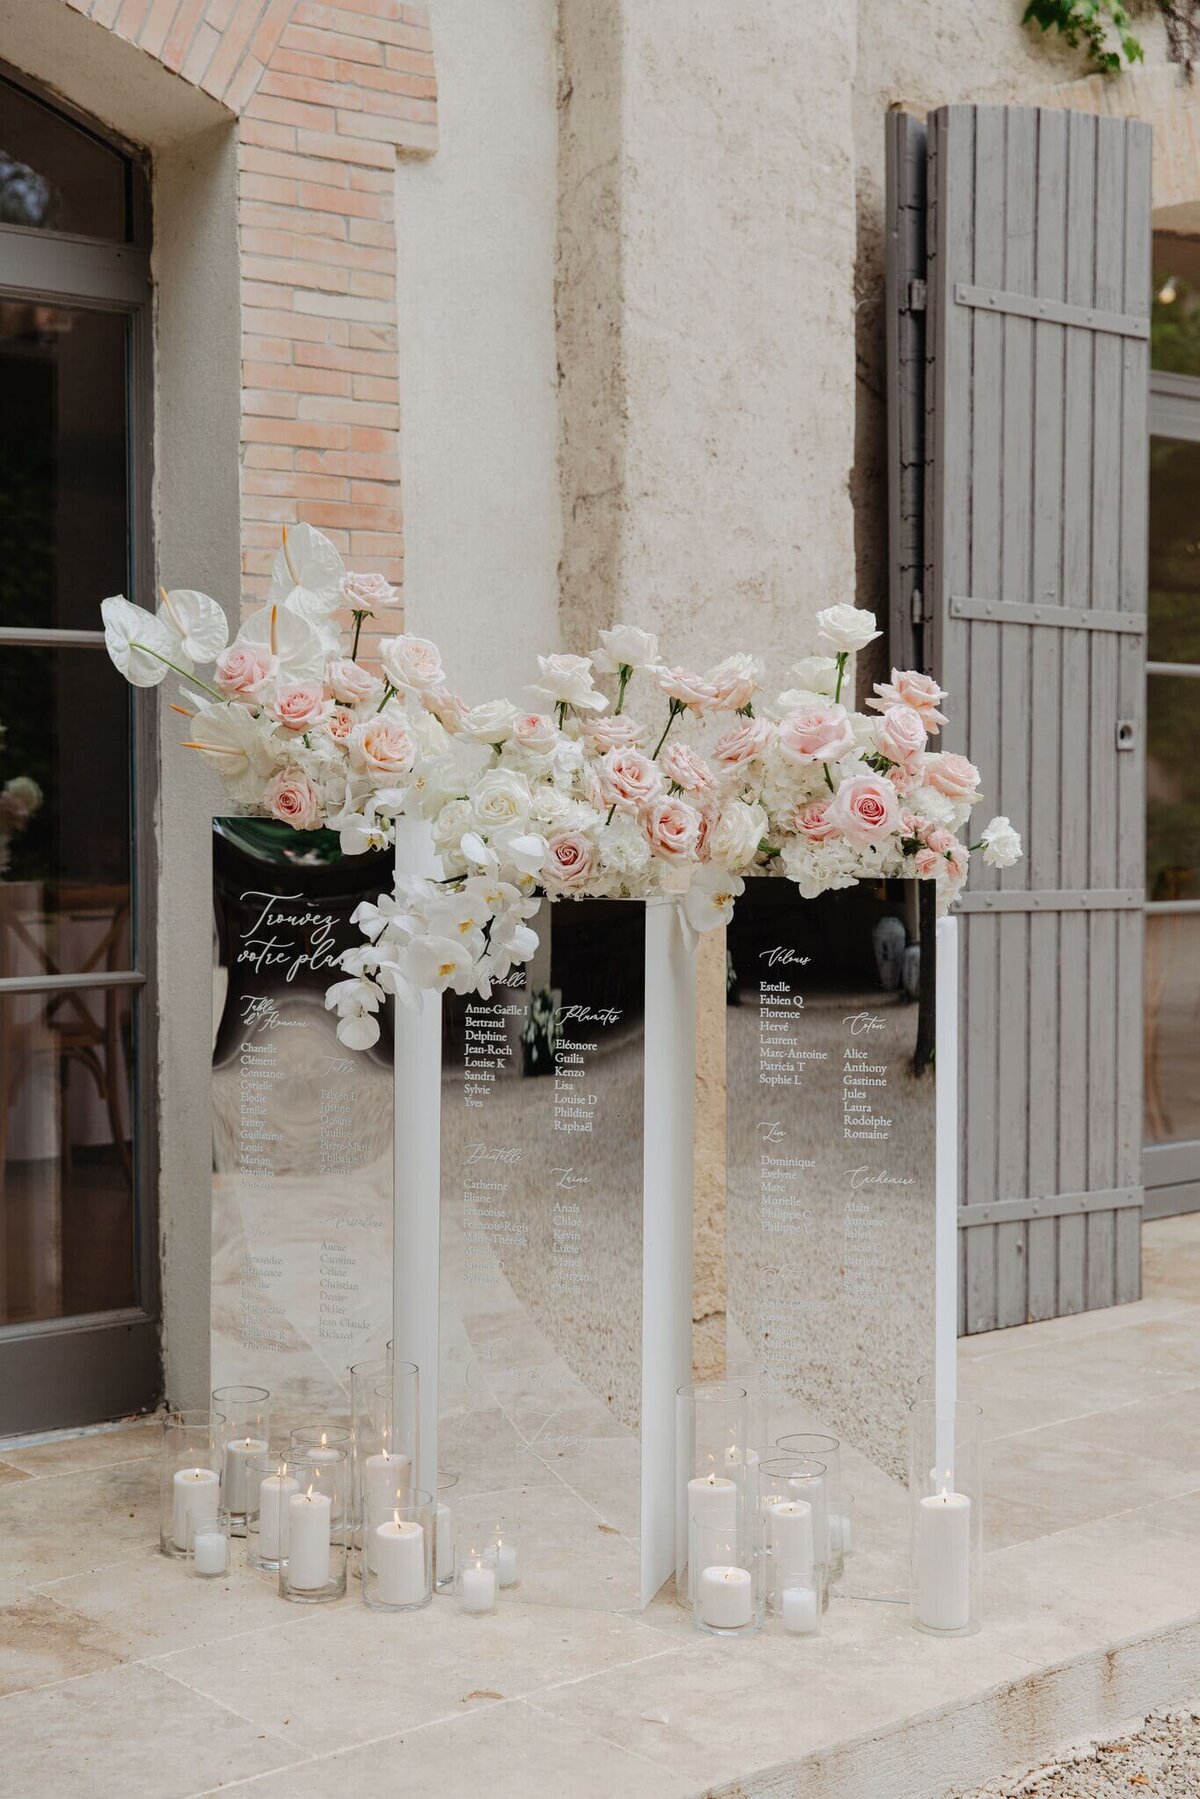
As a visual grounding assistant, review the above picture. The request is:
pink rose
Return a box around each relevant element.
[655,666,720,711]
[922,826,955,854]
[418,685,468,733]
[825,774,900,844]
[327,658,384,706]
[661,742,717,795]
[916,836,967,879]
[868,669,949,735]
[792,799,840,842]
[381,634,444,693]
[348,718,416,779]
[341,570,398,609]
[776,702,856,767]
[643,796,703,861]
[705,654,761,711]
[875,703,927,769]
[599,747,663,812]
[328,707,355,741]
[586,716,644,752]
[712,717,775,768]
[513,713,560,754]
[543,830,598,891]
[924,752,980,801]
[264,768,322,830]
[215,642,276,702]
[271,683,332,731]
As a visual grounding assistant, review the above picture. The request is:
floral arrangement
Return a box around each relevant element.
[0,726,41,878]
[97,523,1021,1051]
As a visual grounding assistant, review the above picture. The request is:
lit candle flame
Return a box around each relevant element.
[306,1482,315,1501]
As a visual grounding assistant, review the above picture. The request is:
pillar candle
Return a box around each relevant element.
[486,1539,518,1587]
[698,1565,753,1630]
[172,1466,220,1552]
[781,1583,818,1634]
[686,1473,737,1599]
[364,1452,412,1518]
[435,1502,454,1583]
[257,1469,299,1561]
[192,1527,228,1577]
[223,1437,268,1515]
[287,1486,332,1590]
[767,1498,814,1582]
[916,1487,971,1631]
[461,1560,496,1614]
[373,1518,425,1606]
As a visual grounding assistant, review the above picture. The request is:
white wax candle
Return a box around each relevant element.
[698,1565,753,1630]
[831,1511,853,1555]
[781,1583,818,1634]
[461,1561,496,1614]
[373,1518,425,1606]
[257,1470,299,1561]
[768,1498,814,1582]
[486,1540,518,1587]
[364,1452,412,1518]
[172,1467,220,1551]
[287,1486,333,1590]
[686,1473,737,1598]
[192,1527,228,1577]
[435,1502,454,1583]
[223,1437,268,1514]
[917,1489,972,1631]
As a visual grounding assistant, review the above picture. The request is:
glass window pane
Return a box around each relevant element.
[0,646,132,975]
[0,77,128,240]
[1149,436,1200,665]
[1146,914,1200,1147]
[1153,230,1200,378]
[0,304,130,633]
[0,984,137,1324]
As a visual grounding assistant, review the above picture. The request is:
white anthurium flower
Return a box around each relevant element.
[814,604,881,655]
[178,702,279,791]
[237,604,325,685]
[101,596,178,686]
[267,522,346,623]
[592,624,660,674]
[980,815,1022,868]
[157,588,229,665]
[681,865,745,933]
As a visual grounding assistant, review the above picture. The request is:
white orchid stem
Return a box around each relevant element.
[130,643,224,700]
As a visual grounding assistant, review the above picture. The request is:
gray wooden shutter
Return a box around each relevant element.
[887,104,1151,1331]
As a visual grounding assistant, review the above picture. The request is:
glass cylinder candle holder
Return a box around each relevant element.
[676,1380,751,1603]
[362,1485,433,1612]
[775,1433,844,1585]
[909,1399,983,1637]
[278,1450,349,1604]
[160,1409,223,1559]
[245,1449,299,1574]
[435,1473,459,1594]
[356,1364,420,1536]
[457,1544,498,1615]
[690,1516,762,1638]
[482,1515,521,1589]
[212,1386,271,1534]
[833,1492,855,1560]
[186,1508,232,1580]
[349,1355,390,1553]
[759,1457,829,1613]
[770,1556,827,1638]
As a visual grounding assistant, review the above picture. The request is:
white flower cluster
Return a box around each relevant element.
[0,721,42,879]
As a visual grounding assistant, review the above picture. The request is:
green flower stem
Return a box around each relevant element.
[132,644,224,702]
[350,608,371,659]
[822,762,835,793]
[614,666,631,715]
[757,840,781,858]
[651,699,684,760]
[833,651,848,705]
[374,681,397,713]
[556,701,567,730]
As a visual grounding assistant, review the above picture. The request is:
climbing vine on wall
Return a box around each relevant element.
[1023,0,1200,76]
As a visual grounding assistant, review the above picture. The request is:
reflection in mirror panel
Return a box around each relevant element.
[440,898,646,1610]
[725,881,936,1481]
[210,822,394,1412]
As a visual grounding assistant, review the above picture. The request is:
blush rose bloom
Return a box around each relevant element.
[327,707,355,741]
[348,718,417,780]
[264,768,322,830]
[599,747,664,811]
[271,683,332,731]
[418,685,468,732]
[586,716,644,752]
[868,668,949,734]
[706,652,762,710]
[215,642,276,702]
[643,796,703,861]
[924,752,981,801]
[825,774,900,844]
[776,702,856,767]
[712,717,775,768]
[875,703,927,769]
[662,742,717,795]
[341,570,398,609]
[792,799,840,842]
[327,658,384,706]
[381,634,444,693]
[513,712,560,754]
[543,830,598,890]
[654,666,720,710]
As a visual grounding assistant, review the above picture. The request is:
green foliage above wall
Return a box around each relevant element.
[1023,0,1200,76]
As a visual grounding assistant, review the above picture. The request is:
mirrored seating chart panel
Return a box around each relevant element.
[725,881,936,1479]
[439,899,647,1610]
[211,821,393,1411]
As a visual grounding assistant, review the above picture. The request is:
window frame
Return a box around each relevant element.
[0,67,159,1428]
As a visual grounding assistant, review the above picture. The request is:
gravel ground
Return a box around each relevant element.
[945,1707,1200,1797]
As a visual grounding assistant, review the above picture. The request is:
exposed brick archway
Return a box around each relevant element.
[61,0,438,606]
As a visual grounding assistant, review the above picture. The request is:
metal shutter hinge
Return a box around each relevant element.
[907,278,927,313]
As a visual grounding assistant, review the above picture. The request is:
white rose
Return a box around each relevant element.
[532,652,607,713]
[472,768,533,834]
[432,797,473,856]
[327,658,384,706]
[706,653,763,711]
[710,800,767,871]
[459,699,521,744]
[593,624,660,674]
[814,604,882,655]
[981,815,1022,868]
[787,655,839,695]
[380,634,445,693]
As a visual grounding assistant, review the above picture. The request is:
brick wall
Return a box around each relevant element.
[63,0,438,628]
